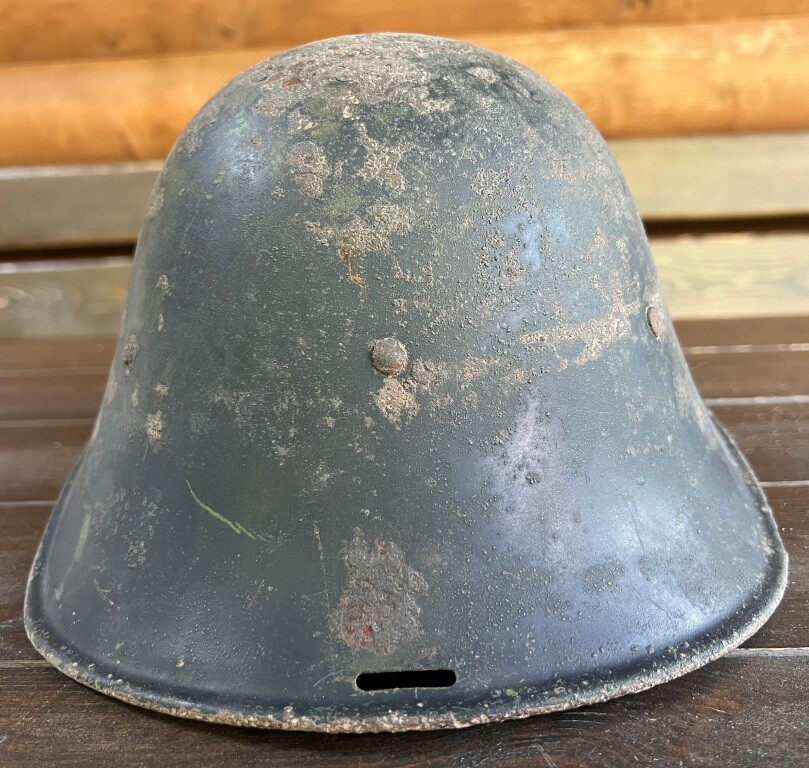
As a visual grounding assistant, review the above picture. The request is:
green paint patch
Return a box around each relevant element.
[186,481,272,543]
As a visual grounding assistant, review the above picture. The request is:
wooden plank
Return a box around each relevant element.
[0,335,115,371]
[611,132,809,221]
[0,371,107,421]
[711,401,809,483]
[0,504,49,660]
[0,421,91,503]
[751,486,809,649]
[3,0,809,63]
[654,233,809,320]
[0,259,129,338]
[4,134,809,250]
[676,315,809,349]
[0,163,161,249]
[689,349,809,399]
[1,482,802,660]
[1,17,809,165]
[0,654,805,766]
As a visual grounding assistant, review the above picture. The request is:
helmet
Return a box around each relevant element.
[25,33,786,733]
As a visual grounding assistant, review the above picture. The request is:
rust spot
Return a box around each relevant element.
[339,248,367,290]
[282,77,301,88]
[333,528,428,655]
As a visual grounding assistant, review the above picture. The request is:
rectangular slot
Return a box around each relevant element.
[356,669,456,691]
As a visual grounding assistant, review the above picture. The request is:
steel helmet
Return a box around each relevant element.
[26,33,786,732]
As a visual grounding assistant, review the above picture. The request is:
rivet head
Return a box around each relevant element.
[646,305,665,339]
[370,338,408,376]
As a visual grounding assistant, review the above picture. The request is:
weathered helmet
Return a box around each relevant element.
[26,33,786,733]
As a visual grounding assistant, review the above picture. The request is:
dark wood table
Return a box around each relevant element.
[1,316,807,767]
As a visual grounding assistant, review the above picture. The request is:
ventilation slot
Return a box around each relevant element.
[356,669,457,691]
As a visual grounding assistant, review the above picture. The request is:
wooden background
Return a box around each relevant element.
[0,1,808,765]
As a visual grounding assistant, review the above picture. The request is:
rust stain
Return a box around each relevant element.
[332,528,427,655]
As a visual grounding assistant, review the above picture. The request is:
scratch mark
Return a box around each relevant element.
[627,496,646,553]
[537,744,559,768]
[94,579,114,606]
[313,522,339,680]
[313,671,339,689]
[313,523,332,615]
[245,578,266,609]
[186,481,272,542]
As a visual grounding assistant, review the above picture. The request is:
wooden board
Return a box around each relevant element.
[610,132,809,221]
[0,259,129,338]
[2,17,809,164]
[653,233,809,320]
[0,163,161,249]
[3,133,809,250]
[3,0,809,63]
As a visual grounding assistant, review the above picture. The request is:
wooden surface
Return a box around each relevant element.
[0,163,162,249]
[0,315,807,766]
[4,133,809,249]
[2,16,809,164]
[3,0,809,62]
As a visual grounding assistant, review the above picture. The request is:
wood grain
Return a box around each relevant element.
[0,335,115,371]
[676,315,809,348]
[2,17,809,164]
[3,0,808,63]
[0,371,107,420]
[710,401,809,482]
[688,350,809,398]
[0,163,162,249]
[654,233,809,320]
[0,504,49,660]
[0,259,129,338]
[0,420,92,503]
[0,655,805,767]
[610,132,809,221]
